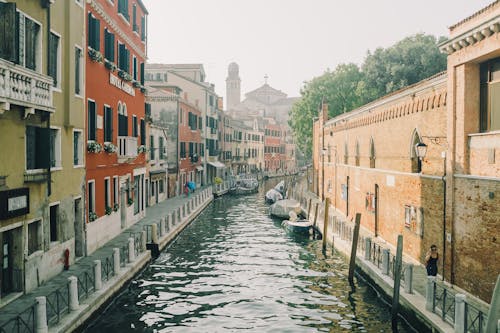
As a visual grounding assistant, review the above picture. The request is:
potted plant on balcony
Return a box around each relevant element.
[127,198,134,206]
[105,206,113,215]
[113,203,119,212]
[104,59,117,71]
[140,86,147,93]
[88,48,103,63]
[137,145,147,154]
[104,142,117,153]
[89,211,98,222]
[132,80,141,88]
[118,69,132,82]
[87,141,102,153]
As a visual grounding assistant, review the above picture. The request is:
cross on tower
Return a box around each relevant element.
[264,74,269,84]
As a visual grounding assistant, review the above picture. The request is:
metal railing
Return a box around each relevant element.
[46,282,70,325]
[0,302,36,333]
[464,302,487,333]
[432,281,456,325]
[120,244,129,267]
[77,268,95,301]
[102,254,115,282]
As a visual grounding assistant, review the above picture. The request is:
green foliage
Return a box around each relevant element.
[289,33,447,158]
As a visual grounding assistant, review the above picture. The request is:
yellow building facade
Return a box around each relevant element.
[0,0,85,298]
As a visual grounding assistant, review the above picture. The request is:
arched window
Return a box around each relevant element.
[369,138,375,168]
[118,101,128,136]
[410,130,423,173]
[355,141,360,166]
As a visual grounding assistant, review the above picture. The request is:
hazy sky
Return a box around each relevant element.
[144,0,493,103]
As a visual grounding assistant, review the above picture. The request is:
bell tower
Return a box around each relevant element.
[226,62,241,110]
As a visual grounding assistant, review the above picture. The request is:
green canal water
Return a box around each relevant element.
[83,181,415,332]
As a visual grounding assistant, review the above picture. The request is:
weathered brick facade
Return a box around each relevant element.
[314,2,500,303]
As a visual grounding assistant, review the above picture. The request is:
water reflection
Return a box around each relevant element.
[83,180,413,333]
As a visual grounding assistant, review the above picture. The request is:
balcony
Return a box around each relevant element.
[118,136,138,163]
[24,171,48,183]
[0,58,54,114]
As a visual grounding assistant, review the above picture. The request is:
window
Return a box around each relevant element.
[133,175,139,214]
[159,137,165,159]
[87,13,100,51]
[104,178,110,209]
[118,102,128,136]
[104,106,113,142]
[49,128,61,168]
[75,47,83,95]
[87,100,97,141]
[26,126,50,170]
[118,42,130,72]
[88,181,95,217]
[132,115,138,137]
[132,5,138,32]
[24,16,41,71]
[355,141,360,167]
[73,131,83,166]
[480,58,500,132]
[140,62,145,85]
[141,16,146,41]
[49,204,59,242]
[369,139,375,168]
[180,142,186,158]
[140,119,145,145]
[118,0,129,20]
[0,2,18,63]
[104,29,115,62]
[150,135,155,160]
[48,32,60,87]
[133,56,137,81]
[113,176,118,206]
[28,220,41,255]
[411,131,423,173]
[159,179,164,193]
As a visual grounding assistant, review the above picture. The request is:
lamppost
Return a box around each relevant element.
[415,141,447,281]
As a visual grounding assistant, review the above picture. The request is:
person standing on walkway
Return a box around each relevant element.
[184,182,190,197]
[425,245,439,276]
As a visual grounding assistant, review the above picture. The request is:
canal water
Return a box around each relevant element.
[83,180,415,332]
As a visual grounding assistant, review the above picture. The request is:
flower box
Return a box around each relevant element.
[88,48,103,63]
[87,142,102,153]
[104,142,117,153]
[89,211,98,222]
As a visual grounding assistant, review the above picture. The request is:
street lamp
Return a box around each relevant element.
[415,140,447,282]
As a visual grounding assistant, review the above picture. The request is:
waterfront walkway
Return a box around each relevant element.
[0,187,213,333]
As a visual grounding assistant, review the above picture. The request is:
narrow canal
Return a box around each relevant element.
[83,180,414,332]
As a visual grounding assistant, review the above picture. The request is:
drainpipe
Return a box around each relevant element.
[44,0,52,196]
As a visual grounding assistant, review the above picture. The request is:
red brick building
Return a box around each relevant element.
[85,0,148,254]
[264,122,285,175]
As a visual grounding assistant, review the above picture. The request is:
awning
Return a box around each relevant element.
[208,161,226,168]
[196,166,204,171]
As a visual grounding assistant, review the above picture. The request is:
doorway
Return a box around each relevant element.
[374,184,379,237]
[74,198,84,257]
[1,230,13,296]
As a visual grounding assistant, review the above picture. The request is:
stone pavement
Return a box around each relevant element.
[0,187,213,331]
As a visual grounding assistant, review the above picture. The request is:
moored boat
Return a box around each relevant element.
[265,180,285,204]
[269,199,301,219]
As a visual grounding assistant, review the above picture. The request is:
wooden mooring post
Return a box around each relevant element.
[313,202,319,239]
[348,213,361,285]
[391,234,404,330]
[322,198,330,252]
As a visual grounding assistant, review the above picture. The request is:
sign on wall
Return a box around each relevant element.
[0,188,29,220]
[404,204,424,237]
[365,192,375,213]
[341,184,347,200]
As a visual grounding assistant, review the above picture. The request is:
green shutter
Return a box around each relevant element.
[140,62,145,85]
[94,18,100,51]
[110,32,115,62]
[49,33,58,85]
[88,13,93,48]
[0,2,18,63]
[36,128,50,169]
[141,16,146,41]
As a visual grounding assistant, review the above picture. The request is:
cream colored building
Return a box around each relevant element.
[0,0,85,297]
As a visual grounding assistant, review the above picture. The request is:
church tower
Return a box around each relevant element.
[226,62,241,110]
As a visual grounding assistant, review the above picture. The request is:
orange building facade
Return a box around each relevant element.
[85,0,148,254]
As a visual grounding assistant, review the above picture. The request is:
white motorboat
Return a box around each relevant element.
[265,180,285,204]
[269,199,301,219]
[282,212,313,234]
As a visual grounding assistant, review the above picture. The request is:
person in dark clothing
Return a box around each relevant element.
[425,245,439,276]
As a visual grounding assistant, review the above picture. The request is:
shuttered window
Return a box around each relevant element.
[180,142,186,158]
[87,13,100,51]
[48,33,59,86]
[159,137,164,159]
[24,17,40,71]
[104,106,113,142]
[118,113,128,136]
[104,29,115,62]
[118,43,130,72]
[140,119,145,145]
[0,2,19,63]
[26,126,50,170]
[140,62,145,85]
[132,115,138,137]
[133,57,137,81]
[150,135,155,160]
[118,0,129,20]
[132,5,138,32]
[87,100,97,141]
[75,47,82,95]
[141,16,146,41]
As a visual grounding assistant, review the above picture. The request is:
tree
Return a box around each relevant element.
[289,63,364,157]
[289,33,447,158]
[360,33,447,103]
